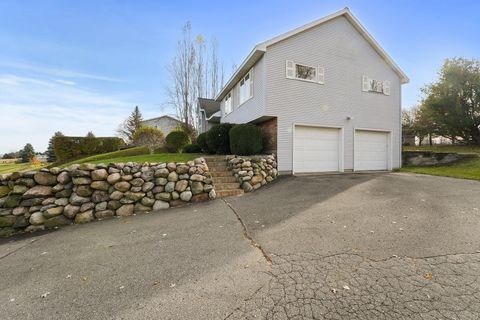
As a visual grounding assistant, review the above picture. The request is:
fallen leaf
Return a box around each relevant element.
[331,288,337,294]
[81,276,88,282]
[170,283,176,288]
[66,274,72,279]
[370,230,375,234]
[41,292,50,298]
[343,285,351,290]
[121,220,130,224]
[9,298,15,302]
[152,280,160,286]
[119,286,125,289]
[424,272,433,280]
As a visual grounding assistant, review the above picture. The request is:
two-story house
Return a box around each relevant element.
[198,8,408,174]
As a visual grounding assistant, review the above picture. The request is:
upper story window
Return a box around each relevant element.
[286,60,324,84]
[362,75,390,95]
[239,68,253,105]
[224,92,232,114]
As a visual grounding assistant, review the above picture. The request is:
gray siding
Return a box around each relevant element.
[265,16,402,171]
[142,117,181,136]
[221,56,266,124]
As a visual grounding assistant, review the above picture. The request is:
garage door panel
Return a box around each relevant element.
[355,130,389,171]
[294,126,341,173]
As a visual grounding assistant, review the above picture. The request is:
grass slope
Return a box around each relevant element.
[401,145,480,181]
[0,162,47,174]
[60,147,200,167]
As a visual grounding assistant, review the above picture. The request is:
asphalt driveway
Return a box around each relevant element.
[1,173,480,319]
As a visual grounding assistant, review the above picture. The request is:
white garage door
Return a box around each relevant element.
[293,126,341,173]
[354,130,389,171]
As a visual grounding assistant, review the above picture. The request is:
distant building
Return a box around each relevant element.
[141,115,182,136]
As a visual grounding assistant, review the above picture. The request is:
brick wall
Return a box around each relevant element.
[258,118,277,154]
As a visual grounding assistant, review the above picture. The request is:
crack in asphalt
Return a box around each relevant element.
[0,238,39,260]
[222,198,272,265]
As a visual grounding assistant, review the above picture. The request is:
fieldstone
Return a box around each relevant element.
[124,191,145,202]
[44,215,71,228]
[72,177,92,185]
[191,193,209,202]
[142,182,155,192]
[91,190,109,203]
[55,189,72,198]
[180,191,192,202]
[176,164,190,174]
[52,184,64,193]
[204,184,213,193]
[40,204,56,212]
[107,200,122,210]
[253,183,261,190]
[63,204,80,219]
[34,172,57,186]
[209,189,216,199]
[141,170,154,181]
[188,167,197,175]
[167,162,177,171]
[54,198,69,206]
[70,169,90,177]
[155,177,168,186]
[75,210,94,224]
[23,185,52,198]
[4,195,21,208]
[116,204,134,216]
[43,206,64,218]
[28,206,42,213]
[134,203,151,213]
[108,167,120,174]
[171,191,179,200]
[190,174,205,182]
[266,176,273,182]
[165,181,176,193]
[91,169,108,181]
[79,163,96,171]
[242,182,253,193]
[130,186,141,192]
[16,178,36,187]
[0,227,15,237]
[114,181,131,192]
[25,225,45,232]
[12,207,28,216]
[175,180,188,192]
[57,171,71,184]
[95,210,115,219]
[154,168,169,178]
[80,202,95,212]
[76,185,93,197]
[0,208,12,216]
[0,215,15,227]
[251,174,263,185]
[29,212,46,225]
[95,201,108,211]
[152,186,164,194]
[69,193,91,205]
[152,200,169,210]
[42,197,57,205]
[107,173,121,184]
[155,192,171,201]
[141,197,155,207]
[191,181,204,195]
[167,171,178,182]
[0,186,11,197]
[13,216,28,228]
[90,181,110,191]
[122,174,133,181]
[110,191,124,200]
[12,185,28,194]
[131,178,144,187]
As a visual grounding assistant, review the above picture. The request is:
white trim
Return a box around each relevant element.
[292,123,345,175]
[353,128,392,172]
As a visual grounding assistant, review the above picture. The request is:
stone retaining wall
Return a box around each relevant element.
[0,158,215,236]
[402,151,466,167]
[226,155,278,192]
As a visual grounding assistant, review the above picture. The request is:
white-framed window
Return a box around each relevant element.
[286,60,324,84]
[239,68,253,105]
[224,91,232,114]
[362,75,390,95]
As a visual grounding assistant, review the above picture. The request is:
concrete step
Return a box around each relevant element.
[213,176,238,183]
[216,189,244,198]
[214,182,241,190]
[210,171,234,177]
[204,157,227,163]
[209,165,228,171]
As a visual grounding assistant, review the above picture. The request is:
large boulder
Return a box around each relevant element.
[116,204,134,216]
[69,193,91,206]
[29,212,46,225]
[72,177,92,185]
[75,210,94,224]
[44,216,71,229]
[152,200,169,210]
[22,186,52,198]
[180,191,192,202]
[63,204,80,219]
[107,173,121,184]
[43,206,64,219]
[95,210,115,219]
[91,169,108,181]
[191,181,204,195]
[91,190,109,203]
[90,181,110,191]
[114,181,131,192]
[34,172,57,186]
[76,185,93,197]
[167,171,178,182]
[175,180,188,192]
[57,171,71,184]
[154,168,169,178]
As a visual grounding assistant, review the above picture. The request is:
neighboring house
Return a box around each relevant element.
[141,115,182,136]
[198,8,408,174]
[198,98,221,133]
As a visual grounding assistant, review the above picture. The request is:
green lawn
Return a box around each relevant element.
[0,162,47,174]
[401,145,480,181]
[60,147,200,167]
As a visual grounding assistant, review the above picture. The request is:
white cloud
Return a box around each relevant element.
[54,79,76,86]
[0,74,134,153]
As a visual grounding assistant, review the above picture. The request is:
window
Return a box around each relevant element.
[286,60,324,84]
[239,68,253,105]
[362,75,390,95]
[224,92,232,114]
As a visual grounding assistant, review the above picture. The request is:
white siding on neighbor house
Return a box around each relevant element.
[221,55,266,124]
[142,117,181,136]
[265,16,402,172]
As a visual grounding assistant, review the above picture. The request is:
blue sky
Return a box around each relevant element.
[1,0,479,154]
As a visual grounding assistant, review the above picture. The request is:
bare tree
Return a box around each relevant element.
[167,23,225,129]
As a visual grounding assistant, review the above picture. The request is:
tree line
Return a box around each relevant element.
[403,58,480,145]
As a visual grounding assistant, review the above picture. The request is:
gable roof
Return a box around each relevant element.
[216,7,409,101]
[141,115,181,124]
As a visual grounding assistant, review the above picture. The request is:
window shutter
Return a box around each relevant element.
[362,75,370,92]
[286,60,295,79]
[382,80,391,96]
[317,66,325,84]
[249,68,254,98]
